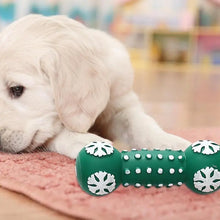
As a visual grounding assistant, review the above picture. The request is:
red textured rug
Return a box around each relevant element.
[0,128,220,220]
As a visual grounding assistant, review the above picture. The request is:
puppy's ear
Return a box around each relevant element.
[40,50,109,133]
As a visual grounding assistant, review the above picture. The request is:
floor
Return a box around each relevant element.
[134,70,220,130]
[0,69,220,219]
[0,188,73,220]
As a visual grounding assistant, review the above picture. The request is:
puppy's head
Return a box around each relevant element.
[0,50,62,153]
[0,14,109,153]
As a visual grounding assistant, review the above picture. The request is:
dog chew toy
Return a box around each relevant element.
[75,140,220,196]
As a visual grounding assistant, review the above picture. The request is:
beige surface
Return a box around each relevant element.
[134,71,220,129]
[0,70,219,219]
[0,187,74,220]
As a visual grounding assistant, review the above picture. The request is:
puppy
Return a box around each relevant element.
[0,14,190,158]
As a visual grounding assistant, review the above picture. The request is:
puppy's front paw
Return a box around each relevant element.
[70,136,112,158]
[127,131,191,151]
[47,131,112,159]
[154,133,191,151]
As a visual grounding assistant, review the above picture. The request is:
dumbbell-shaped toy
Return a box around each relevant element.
[76,140,220,196]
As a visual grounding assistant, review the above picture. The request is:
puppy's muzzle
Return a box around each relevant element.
[0,128,26,153]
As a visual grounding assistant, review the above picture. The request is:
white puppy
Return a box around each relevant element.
[0,14,190,158]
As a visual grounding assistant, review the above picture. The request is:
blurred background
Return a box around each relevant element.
[0,0,219,130]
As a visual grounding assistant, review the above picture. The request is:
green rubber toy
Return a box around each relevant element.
[75,140,220,196]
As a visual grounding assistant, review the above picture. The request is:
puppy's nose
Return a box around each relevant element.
[0,128,6,147]
[0,129,6,134]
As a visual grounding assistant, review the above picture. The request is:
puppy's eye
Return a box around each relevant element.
[9,86,24,98]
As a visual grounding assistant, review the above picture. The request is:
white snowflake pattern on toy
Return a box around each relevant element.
[194,167,220,193]
[85,142,114,157]
[192,140,220,155]
[87,171,116,195]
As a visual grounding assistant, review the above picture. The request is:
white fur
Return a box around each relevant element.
[0,14,190,158]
